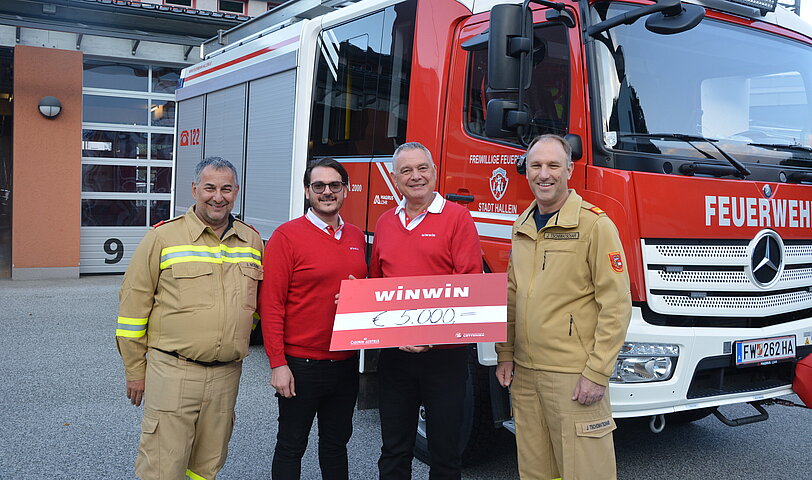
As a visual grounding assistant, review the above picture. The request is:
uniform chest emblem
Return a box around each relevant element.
[609,252,624,272]
[489,167,509,201]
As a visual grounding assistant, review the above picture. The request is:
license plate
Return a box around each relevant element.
[734,335,796,367]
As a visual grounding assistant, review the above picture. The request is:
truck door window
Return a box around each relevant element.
[465,23,570,145]
[309,1,416,157]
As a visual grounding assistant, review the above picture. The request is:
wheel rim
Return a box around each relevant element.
[417,405,427,438]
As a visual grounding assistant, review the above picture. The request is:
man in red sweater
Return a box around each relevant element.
[371,142,482,479]
[259,157,368,480]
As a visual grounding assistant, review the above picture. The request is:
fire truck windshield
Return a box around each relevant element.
[591,2,812,175]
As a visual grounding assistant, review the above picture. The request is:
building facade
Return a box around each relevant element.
[0,0,279,279]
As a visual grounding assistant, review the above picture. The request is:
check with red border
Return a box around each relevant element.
[330,273,507,351]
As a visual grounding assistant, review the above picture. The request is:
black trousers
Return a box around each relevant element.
[272,355,359,480]
[377,346,470,480]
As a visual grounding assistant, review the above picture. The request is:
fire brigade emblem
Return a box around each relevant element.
[489,167,509,201]
[609,252,624,273]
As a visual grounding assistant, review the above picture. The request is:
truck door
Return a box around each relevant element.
[308,1,416,236]
[441,8,587,272]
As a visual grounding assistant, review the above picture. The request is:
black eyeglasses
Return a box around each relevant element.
[309,181,346,193]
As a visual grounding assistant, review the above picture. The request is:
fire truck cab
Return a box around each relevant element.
[174,0,812,460]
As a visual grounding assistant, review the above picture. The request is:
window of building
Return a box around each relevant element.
[267,2,283,10]
[81,61,181,230]
[219,0,246,14]
[83,60,148,91]
[465,23,570,146]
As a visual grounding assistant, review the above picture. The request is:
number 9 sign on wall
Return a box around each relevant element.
[331,273,507,351]
[79,227,151,274]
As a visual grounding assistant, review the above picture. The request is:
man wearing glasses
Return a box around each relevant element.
[259,157,368,479]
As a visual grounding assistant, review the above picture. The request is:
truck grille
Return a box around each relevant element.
[642,238,812,317]
[687,355,795,399]
[686,346,811,399]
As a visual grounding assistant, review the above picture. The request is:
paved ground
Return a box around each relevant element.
[0,275,810,479]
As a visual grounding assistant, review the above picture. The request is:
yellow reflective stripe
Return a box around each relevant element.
[117,316,147,338]
[185,469,207,480]
[117,317,148,325]
[220,245,261,256]
[160,244,261,270]
[161,244,261,256]
[162,245,221,255]
[160,255,223,270]
[222,256,262,266]
[116,329,146,338]
[252,311,260,330]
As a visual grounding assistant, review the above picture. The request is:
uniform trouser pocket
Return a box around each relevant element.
[144,349,183,412]
[136,411,193,480]
[556,374,617,480]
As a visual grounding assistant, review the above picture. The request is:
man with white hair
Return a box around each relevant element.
[370,142,482,480]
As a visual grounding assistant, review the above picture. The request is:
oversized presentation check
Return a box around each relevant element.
[330,273,507,351]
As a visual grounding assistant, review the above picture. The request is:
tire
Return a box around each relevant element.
[414,348,498,467]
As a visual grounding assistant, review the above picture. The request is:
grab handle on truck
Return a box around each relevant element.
[712,401,769,427]
[446,193,475,203]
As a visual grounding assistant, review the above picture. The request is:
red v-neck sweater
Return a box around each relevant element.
[370,201,482,279]
[259,216,368,368]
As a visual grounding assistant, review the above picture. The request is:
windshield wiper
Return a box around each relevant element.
[618,133,752,178]
[748,142,812,153]
[747,142,812,168]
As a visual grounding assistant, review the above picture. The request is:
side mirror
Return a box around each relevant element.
[487,4,532,90]
[645,3,704,34]
[485,100,530,138]
[565,133,583,160]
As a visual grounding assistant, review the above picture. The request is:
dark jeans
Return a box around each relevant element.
[272,355,359,480]
[377,346,470,480]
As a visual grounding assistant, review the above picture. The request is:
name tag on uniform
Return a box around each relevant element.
[544,232,579,240]
[330,273,507,351]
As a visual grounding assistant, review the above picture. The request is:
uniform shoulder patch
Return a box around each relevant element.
[587,206,605,215]
[608,251,624,273]
[152,216,181,228]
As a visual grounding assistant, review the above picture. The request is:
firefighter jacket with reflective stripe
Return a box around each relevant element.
[496,190,632,387]
[116,207,264,381]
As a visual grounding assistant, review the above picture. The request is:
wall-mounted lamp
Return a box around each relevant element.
[38,96,62,118]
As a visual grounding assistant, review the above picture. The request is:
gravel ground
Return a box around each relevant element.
[1,275,810,480]
[0,275,428,479]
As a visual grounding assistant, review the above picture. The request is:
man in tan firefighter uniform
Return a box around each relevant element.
[495,135,631,480]
[116,156,263,480]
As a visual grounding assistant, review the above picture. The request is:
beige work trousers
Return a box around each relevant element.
[135,348,242,480]
[511,366,617,480]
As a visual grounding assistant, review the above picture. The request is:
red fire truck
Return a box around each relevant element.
[173,0,812,460]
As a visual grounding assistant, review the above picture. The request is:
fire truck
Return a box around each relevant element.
[173,0,812,461]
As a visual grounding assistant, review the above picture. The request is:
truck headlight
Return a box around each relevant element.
[610,343,679,383]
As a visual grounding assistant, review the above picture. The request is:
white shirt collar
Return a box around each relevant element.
[306,208,344,232]
[394,192,445,215]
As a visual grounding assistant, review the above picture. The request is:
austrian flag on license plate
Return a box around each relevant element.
[734,335,796,367]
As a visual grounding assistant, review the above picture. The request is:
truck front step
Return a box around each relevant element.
[712,401,769,427]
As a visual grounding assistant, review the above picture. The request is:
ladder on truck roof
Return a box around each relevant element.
[201,0,362,57]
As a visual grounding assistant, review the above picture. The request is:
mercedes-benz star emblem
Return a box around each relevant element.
[746,229,784,289]
[762,184,773,198]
